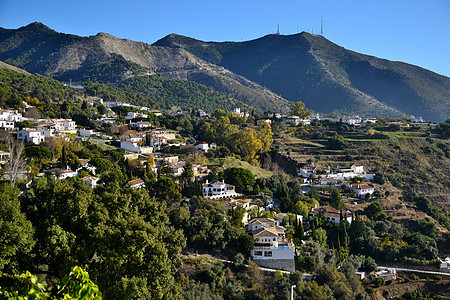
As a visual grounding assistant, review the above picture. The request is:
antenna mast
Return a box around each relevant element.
[321,17,323,36]
[277,24,280,35]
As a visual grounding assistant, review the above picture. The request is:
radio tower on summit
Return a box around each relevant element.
[277,24,280,35]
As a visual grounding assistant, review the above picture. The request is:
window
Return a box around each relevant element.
[254,251,263,256]
[264,251,272,257]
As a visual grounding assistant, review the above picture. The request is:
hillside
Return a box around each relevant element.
[0,22,290,113]
[155,33,450,122]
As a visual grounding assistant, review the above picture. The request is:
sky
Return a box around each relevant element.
[0,0,449,77]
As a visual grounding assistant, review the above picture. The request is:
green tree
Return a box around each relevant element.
[25,145,53,161]
[331,188,343,208]
[89,157,114,173]
[0,184,35,273]
[290,101,311,118]
[364,202,386,221]
[0,266,102,299]
[222,167,255,194]
[328,132,348,150]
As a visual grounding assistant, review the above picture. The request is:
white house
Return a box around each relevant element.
[127,178,145,188]
[97,117,117,124]
[364,118,377,124]
[170,161,185,176]
[82,176,100,188]
[17,128,45,144]
[0,150,10,164]
[194,141,209,152]
[36,126,55,138]
[202,180,241,199]
[0,120,14,130]
[0,109,23,122]
[78,129,94,137]
[120,141,153,154]
[352,184,375,198]
[58,169,78,180]
[247,217,295,271]
[342,116,362,125]
[129,122,152,129]
[308,206,352,224]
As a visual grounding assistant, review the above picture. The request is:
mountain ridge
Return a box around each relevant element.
[0,22,449,121]
[155,32,450,121]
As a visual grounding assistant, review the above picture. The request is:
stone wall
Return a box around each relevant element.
[253,259,295,272]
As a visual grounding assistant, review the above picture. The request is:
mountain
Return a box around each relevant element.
[0,22,289,113]
[1,23,449,121]
[154,33,450,122]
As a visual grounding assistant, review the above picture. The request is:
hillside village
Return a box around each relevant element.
[1,87,449,298]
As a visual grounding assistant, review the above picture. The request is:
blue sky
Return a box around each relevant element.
[1,0,449,77]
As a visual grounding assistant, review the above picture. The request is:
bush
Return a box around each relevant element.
[364,287,374,294]
[374,277,385,287]
[434,275,442,281]
[410,274,420,281]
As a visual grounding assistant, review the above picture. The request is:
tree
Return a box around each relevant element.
[0,184,35,273]
[21,178,186,299]
[0,266,102,299]
[227,205,246,227]
[331,188,343,208]
[328,132,348,150]
[5,139,25,186]
[256,122,273,152]
[364,202,386,221]
[89,157,114,173]
[222,167,255,194]
[314,228,328,248]
[25,145,52,161]
[181,161,194,183]
[290,101,310,119]
[232,127,262,163]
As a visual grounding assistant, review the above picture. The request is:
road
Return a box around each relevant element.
[378,265,450,277]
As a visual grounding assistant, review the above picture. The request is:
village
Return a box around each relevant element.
[2,99,446,289]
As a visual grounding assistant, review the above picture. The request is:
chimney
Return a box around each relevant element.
[206,179,208,184]
[222,179,225,184]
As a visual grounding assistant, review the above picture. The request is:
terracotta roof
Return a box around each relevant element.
[248,218,275,224]
[128,179,144,186]
[82,176,99,181]
[253,227,279,237]
[354,184,373,190]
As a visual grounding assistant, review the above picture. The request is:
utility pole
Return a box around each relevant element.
[291,285,296,300]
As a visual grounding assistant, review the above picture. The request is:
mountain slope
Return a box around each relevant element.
[0,23,289,113]
[155,33,450,122]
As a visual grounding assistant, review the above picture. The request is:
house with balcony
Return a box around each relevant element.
[247,217,295,271]
[17,128,45,144]
[202,180,241,199]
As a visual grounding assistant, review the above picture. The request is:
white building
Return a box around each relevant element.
[120,141,153,154]
[58,169,78,180]
[17,128,45,144]
[0,150,10,164]
[308,206,353,224]
[247,218,295,272]
[127,178,145,188]
[202,180,241,199]
[342,116,362,125]
[78,129,94,137]
[352,184,375,198]
[0,120,14,130]
[82,176,100,188]
[0,109,23,122]
[194,141,209,152]
[129,122,152,129]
